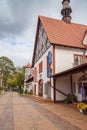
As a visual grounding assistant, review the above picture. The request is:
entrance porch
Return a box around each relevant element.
[52,63,87,103]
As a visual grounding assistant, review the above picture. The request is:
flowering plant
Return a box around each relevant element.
[77,103,87,111]
[77,103,87,115]
[81,104,87,111]
[77,103,84,109]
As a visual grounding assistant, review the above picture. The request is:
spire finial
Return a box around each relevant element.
[61,0,72,23]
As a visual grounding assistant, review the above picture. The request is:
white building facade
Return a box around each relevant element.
[32,15,87,102]
[24,64,33,93]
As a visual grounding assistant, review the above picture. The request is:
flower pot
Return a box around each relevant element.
[79,109,83,113]
[83,110,87,115]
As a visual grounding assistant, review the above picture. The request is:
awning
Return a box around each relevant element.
[25,77,33,83]
[52,63,87,78]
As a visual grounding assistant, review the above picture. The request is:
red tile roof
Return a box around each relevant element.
[39,16,87,48]
[25,64,31,68]
[32,16,87,67]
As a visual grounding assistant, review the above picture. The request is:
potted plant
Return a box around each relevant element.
[64,94,77,104]
[77,103,84,113]
[77,103,87,115]
[81,104,87,115]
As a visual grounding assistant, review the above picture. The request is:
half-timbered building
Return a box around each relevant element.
[32,0,87,102]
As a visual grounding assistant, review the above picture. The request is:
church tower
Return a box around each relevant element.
[61,0,72,23]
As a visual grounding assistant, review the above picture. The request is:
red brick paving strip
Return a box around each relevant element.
[0,93,14,130]
[25,97,81,130]
[0,92,84,130]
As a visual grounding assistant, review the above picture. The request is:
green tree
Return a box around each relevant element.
[7,66,25,90]
[0,56,15,88]
[15,67,25,88]
[7,77,17,90]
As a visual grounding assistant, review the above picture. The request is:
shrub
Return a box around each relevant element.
[64,94,72,104]
[0,88,3,94]
[25,89,28,94]
[28,89,33,95]
[64,94,77,104]
[18,88,23,94]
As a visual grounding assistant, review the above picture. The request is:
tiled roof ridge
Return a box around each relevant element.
[39,15,87,27]
[38,15,87,49]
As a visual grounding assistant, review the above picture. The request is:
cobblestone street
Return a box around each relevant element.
[0,92,87,130]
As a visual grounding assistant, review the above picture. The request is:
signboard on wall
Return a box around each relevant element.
[48,51,52,65]
[47,68,52,78]
[34,67,37,82]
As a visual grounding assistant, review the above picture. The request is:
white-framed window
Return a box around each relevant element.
[74,54,83,66]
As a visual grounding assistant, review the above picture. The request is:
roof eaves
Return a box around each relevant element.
[52,63,87,78]
[32,16,40,67]
[51,42,86,49]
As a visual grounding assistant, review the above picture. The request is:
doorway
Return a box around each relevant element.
[38,79,43,96]
[34,85,36,95]
[79,81,87,100]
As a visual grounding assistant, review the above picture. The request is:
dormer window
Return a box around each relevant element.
[74,54,83,66]
[83,30,87,46]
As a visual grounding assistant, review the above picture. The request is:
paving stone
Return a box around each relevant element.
[0,92,87,130]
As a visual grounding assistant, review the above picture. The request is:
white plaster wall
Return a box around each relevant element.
[34,46,53,98]
[43,83,48,98]
[56,76,71,101]
[83,33,87,46]
[24,82,33,92]
[34,45,85,101]
[55,72,84,101]
[55,46,84,73]
[72,73,83,101]
[33,82,38,96]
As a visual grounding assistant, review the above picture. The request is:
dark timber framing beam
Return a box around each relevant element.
[50,77,68,103]
[51,63,87,103]
[52,63,87,78]
[53,77,56,103]
[70,75,73,97]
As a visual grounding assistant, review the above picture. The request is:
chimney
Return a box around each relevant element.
[61,0,72,23]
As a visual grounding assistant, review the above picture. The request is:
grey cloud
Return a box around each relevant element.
[0,0,31,36]
[0,0,86,40]
[0,0,58,39]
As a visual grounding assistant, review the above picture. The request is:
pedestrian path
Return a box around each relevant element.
[39,102,87,130]
[14,94,59,130]
[0,92,87,130]
[0,92,14,130]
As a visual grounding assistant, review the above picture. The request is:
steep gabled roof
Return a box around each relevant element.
[40,16,87,48]
[82,29,87,46]
[32,16,87,67]
[25,63,31,68]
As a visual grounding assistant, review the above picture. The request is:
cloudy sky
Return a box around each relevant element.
[0,0,87,67]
